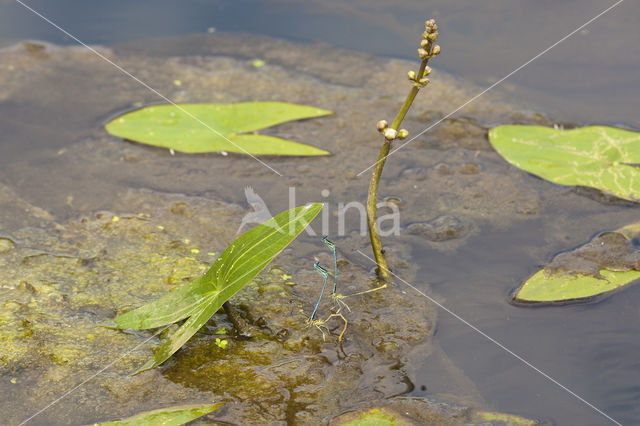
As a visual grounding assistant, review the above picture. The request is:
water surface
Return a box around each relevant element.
[0,2,638,425]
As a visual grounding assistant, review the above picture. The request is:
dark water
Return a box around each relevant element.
[1,1,639,425]
[0,0,638,130]
[413,219,640,425]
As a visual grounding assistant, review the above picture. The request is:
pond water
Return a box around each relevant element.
[0,1,639,425]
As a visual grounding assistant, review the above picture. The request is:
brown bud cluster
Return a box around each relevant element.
[418,18,441,60]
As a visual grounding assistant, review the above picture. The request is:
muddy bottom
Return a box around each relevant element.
[0,33,632,425]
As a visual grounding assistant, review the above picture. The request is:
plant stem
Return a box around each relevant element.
[367,140,393,279]
[366,24,438,280]
[392,60,428,129]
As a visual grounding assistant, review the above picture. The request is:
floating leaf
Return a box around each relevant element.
[470,410,538,425]
[115,204,322,373]
[105,102,332,155]
[489,125,640,202]
[334,407,412,426]
[514,222,640,304]
[95,403,221,425]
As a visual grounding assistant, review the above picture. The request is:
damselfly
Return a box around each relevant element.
[309,261,329,322]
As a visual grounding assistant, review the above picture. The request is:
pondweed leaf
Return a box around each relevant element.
[515,269,640,305]
[94,403,221,425]
[114,204,322,374]
[105,102,332,155]
[489,125,640,202]
[513,221,640,304]
[469,410,538,425]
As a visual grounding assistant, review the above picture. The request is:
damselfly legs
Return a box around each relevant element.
[307,236,386,341]
[307,236,347,340]
[309,261,329,322]
[309,237,349,322]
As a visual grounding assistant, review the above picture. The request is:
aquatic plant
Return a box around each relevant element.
[113,204,322,373]
[105,101,332,155]
[95,403,221,425]
[513,221,640,304]
[489,125,640,302]
[489,125,640,202]
[367,19,441,278]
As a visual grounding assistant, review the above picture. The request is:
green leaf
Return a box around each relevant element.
[514,269,640,304]
[118,203,322,373]
[104,102,332,155]
[336,408,412,426]
[114,276,212,330]
[470,410,538,425]
[514,221,640,304]
[489,125,640,202]
[95,403,221,425]
[133,294,220,375]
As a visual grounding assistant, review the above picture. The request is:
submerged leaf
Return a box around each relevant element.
[489,125,640,202]
[95,403,221,425]
[116,203,322,373]
[105,102,331,155]
[514,221,640,304]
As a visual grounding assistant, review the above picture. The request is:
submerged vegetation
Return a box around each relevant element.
[367,19,441,279]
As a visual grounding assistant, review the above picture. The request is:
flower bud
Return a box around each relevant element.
[424,66,432,76]
[419,77,430,86]
[432,23,438,32]
[427,32,438,42]
[431,44,441,55]
[398,129,409,139]
[420,39,430,49]
[422,31,430,39]
[383,128,397,141]
[377,120,388,132]
[425,19,435,32]
[417,48,429,59]
[407,70,416,81]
